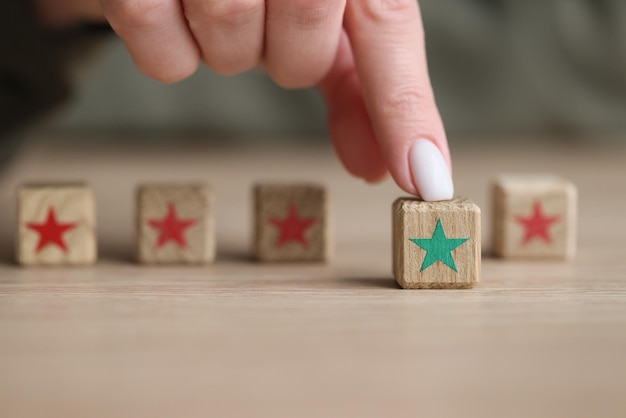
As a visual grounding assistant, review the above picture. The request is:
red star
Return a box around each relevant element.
[27,208,77,253]
[515,201,561,245]
[148,203,197,249]
[269,203,316,249]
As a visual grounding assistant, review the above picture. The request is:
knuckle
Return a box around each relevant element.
[106,0,171,30]
[288,0,341,29]
[184,0,262,26]
[359,0,417,25]
[378,87,431,121]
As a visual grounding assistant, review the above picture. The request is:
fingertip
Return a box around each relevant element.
[103,0,201,84]
[408,139,454,201]
[323,73,390,187]
[264,0,345,90]
[364,170,389,185]
[337,146,388,184]
[266,65,325,89]
[328,118,387,182]
[136,55,200,83]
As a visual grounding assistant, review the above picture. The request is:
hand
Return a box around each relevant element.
[60,0,454,200]
[318,3,453,200]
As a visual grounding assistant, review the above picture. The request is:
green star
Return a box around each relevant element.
[409,219,469,272]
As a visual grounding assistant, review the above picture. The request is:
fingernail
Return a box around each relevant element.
[409,139,454,201]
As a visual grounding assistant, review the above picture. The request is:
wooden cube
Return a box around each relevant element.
[17,183,97,266]
[136,184,214,264]
[492,174,577,259]
[393,197,481,289]
[254,184,329,262]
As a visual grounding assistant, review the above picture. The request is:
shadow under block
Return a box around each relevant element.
[254,184,329,262]
[393,198,481,289]
[492,175,577,260]
[17,184,97,266]
[136,184,215,264]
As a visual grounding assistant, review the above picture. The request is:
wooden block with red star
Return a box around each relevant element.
[393,197,481,289]
[492,174,577,259]
[136,184,215,264]
[17,183,97,266]
[254,184,329,262]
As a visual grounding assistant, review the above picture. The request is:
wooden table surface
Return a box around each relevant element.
[1,136,625,417]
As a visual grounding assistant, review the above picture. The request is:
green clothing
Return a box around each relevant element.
[422,0,626,134]
[2,1,626,142]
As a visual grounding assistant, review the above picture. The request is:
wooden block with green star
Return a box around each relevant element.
[17,183,97,266]
[254,184,329,262]
[492,174,577,259]
[136,184,215,264]
[393,197,481,289]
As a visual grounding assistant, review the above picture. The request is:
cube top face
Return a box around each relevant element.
[136,184,214,264]
[493,175,577,259]
[393,197,481,289]
[17,184,97,266]
[254,184,328,262]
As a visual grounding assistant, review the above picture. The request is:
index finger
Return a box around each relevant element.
[344,0,453,200]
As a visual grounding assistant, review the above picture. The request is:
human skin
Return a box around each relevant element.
[35,0,454,201]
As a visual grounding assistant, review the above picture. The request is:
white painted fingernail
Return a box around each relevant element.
[409,139,454,201]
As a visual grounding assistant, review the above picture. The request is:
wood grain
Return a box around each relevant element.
[393,197,481,289]
[1,137,626,418]
[136,184,214,264]
[254,184,329,262]
[492,174,577,259]
[17,183,97,265]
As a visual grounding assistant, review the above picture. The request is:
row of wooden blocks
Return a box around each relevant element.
[15,175,576,289]
[18,183,329,266]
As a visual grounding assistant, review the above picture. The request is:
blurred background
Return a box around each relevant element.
[17,0,625,143]
[4,5,626,418]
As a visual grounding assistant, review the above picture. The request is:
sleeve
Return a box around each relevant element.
[0,1,72,139]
